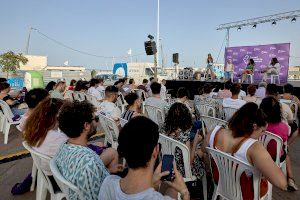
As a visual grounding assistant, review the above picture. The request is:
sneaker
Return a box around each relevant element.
[288,178,299,191]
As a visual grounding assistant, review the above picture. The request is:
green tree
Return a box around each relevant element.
[0,51,28,78]
[91,69,97,78]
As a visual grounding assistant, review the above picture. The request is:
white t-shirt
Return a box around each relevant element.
[88,87,102,101]
[96,85,105,93]
[238,90,246,99]
[281,102,293,123]
[98,175,174,200]
[33,129,68,175]
[99,101,122,120]
[144,96,169,111]
[255,87,266,98]
[225,63,234,72]
[223,98,246,109]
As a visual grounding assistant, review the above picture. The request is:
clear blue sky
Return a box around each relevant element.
[0,0,299,69]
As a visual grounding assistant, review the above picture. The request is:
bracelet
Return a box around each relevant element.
[180,189,190,199]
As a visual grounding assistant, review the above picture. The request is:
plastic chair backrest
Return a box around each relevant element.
[144,105,165,126]
[206,147,261,200]
[196,104,216,118]
[120,118,128,128]
[258,131,283,166]
[85,94,99,108]
[158,134,193,179]
[22,141,57,195]
[49,159,84,200]
[201,115,228,137]
[64,90,74,101]
[73,92,86,102]
[98,113,119,149]
[223,107,238,121]
[116,94,127,113]
[0,100,15,123]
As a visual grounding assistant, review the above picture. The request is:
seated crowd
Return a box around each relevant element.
[6,76,299,200]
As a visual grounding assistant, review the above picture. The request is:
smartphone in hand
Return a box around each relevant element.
[161,154,174,181]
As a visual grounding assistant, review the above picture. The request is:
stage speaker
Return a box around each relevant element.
[144,41,157,55]
[173,53,179,64]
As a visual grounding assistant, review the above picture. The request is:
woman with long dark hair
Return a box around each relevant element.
[262,57,281,81]
[241,58,255,82]
[205,53,216,80]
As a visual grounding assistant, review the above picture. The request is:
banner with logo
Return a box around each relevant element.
[224,43,290,83]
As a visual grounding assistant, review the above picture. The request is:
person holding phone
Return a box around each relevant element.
[99,116,190,200]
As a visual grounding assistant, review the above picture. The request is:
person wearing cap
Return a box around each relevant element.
[50,79,66,100]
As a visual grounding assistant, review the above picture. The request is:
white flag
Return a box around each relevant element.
[127,49,132,55]
[64,61,69,66]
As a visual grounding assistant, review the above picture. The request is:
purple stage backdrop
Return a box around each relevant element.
[224,43,290,83]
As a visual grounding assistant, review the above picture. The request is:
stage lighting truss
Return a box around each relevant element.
[216,10,300,30]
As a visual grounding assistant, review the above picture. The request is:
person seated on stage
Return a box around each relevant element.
[217,81,232,99]
[144,82,168,111]
[241,58,255,83]
[176,87,194,115]
[99,85,122,121]
[99,116,189,200]
[255,82,267,98]
[262,57,280,82]
[223,83,246,109]
[195,83,221,117]
[205,53,216,80]
[204,102,288,200]
[242,84,261,104]
[282,83,300,106]
[122,93,142,121]
[260,96,298,191]
[224,59,234,81]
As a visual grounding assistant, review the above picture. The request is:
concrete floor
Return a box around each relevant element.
[0,126,299,200]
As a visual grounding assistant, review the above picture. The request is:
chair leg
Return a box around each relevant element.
[4,123,11,144]
[202,175,208,200]
[30,164,37,191]
[36,171,48,200]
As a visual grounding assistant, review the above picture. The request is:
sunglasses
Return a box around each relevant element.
[91,116,99,123]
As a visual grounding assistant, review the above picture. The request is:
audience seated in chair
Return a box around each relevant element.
[49,80,66,100]
[260,96,298,191]
[282,83,300,106]
[217,81,232,99]
[204,103,288,200]
[88,78,103,101]
[144,82,168,111]
[18,88,49,132]
[99,86,121,121]
[99,116,190,200]
[67,79,76,91]
[242,84,261,104]
[96,78,105,93]
[162,103,205,180]
[222,83,246,109]
[121,92,142,121]
[0,82,26,116]
[54,101,122,200]
[137,79,149,98]
[255,82,267,98]
[176,87,195,115]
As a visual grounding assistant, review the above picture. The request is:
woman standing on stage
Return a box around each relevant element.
[262,57,280,82]
[206,53,216,80]
[224,59,234,81]
[241,58,255,83]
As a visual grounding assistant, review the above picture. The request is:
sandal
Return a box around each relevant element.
[288,177,298,191]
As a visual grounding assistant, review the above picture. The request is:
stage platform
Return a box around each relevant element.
[166,80,300,99]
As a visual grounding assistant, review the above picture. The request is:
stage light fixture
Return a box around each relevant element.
[237,27,241,31]
[252,24,257,29]
[272,21,277,26]
[291,17,296,23]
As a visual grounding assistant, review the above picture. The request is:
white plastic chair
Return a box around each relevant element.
[246,74,254,83]
[195,104,216,118]
[258,131,284,199]
[98,113,119,149]
[0,100,21,144]
[271,75,280,84]
[72,92,86,102]
[85,94,100,108]
[223,107,238,121]
[49,159,84,200]
[144,105,165,126]
[120,118,129,128]
[22,141,65,200]
[206,147,268,200]
[200,115,228,137]
[0,110,5,132]
[116,93,127,113]
[64,90,74,102]
[159,134,207,200]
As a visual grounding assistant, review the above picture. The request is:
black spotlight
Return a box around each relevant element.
[237,27,241,31]
[252,24,257,29]
[272,21,277,26]
[147,34,154,40]
[291,17,296,23]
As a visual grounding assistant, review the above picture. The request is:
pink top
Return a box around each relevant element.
[266,122,289,158]
[217,89,232,99]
